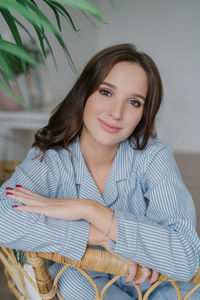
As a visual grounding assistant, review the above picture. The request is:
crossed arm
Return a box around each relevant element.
[6,186,159,285]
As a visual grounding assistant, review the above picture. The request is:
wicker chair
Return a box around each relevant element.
[0,160,200,300]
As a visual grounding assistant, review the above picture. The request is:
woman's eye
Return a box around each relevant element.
[128,99,141,107]
[99,89,112,97]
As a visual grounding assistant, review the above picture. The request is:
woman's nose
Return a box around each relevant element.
[108,100,124,120]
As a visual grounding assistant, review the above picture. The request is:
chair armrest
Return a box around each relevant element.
[34,248,200,284]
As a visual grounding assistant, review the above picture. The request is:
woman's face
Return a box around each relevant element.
[81,61,148,149]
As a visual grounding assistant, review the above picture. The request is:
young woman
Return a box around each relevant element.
[0,44,200,299]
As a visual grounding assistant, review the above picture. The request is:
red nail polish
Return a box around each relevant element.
[16,185,22,188]
[12,205,18,208]
[6,192,13,195]
[151,282,155,286]
[6,187,13,191]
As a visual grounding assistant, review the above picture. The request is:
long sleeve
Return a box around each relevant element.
[0,147,89,261]
[109,144,200,281]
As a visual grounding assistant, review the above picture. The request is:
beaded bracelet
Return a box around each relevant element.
[105,210,114,238]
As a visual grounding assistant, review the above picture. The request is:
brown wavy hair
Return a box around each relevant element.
[33,43,163,155]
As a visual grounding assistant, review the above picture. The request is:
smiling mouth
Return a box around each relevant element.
[98,119,122,133]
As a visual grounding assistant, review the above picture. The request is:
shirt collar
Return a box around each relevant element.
[69,137,86,185]
[112,139,132,181]
[69,137,132,185]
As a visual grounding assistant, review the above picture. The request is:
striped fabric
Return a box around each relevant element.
[0,136,200,299]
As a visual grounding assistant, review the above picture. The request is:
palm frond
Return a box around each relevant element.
[50,0,103,18]
[46,1,80,32]
[0,39,42,69]
[0,0,103,108]
[1,8,27,74]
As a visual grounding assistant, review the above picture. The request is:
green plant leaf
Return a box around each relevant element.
[0,67,9,85]
[45,1,62,31]
[26,0,47,57]
[22,0,77,71]
[13,249,25,263]
[13,17,44,61]
[0,50,14,80]
[48,1,80,32]
[1,8,27,74]
[15,1,58,66]
[15,14,58,70]
[0,39,42,69]
[51,0,103,17]
[34,26,47,59]
[42,33,58,70]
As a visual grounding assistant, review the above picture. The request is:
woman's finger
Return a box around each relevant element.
[149,269,159,285]
[6,185,46,201]
[12,203,82,221]
[15,186,47,200]
[134,266,151,285]
[125,263,137,283]
[6,192,47,207]
[13,205,46,215]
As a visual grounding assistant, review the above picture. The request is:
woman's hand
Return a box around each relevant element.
[109,251,159,285]
[120,259,159,285]
[6,186,90,221]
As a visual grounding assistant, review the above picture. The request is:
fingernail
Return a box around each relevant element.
[151,282,155,286]
[12,205,18,208]
[6,187,13,191]
[135,283,139,285]
[16,185,22,188]
[6,192,13,195]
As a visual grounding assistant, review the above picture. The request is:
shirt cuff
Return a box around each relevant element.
[109,211,137,261]
[62,219,90,261]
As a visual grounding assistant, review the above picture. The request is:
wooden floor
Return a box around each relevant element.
[0,153,199,299]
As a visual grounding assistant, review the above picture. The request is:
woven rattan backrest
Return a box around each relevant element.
[0,160,20,181]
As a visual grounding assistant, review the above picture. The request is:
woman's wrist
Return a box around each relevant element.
[83,200,117,242]
[88,224,109,250]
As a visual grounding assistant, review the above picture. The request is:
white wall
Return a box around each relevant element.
[46,0,200,153]
[1,0,200,159]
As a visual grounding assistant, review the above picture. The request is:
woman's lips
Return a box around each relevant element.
[98,119,122,133]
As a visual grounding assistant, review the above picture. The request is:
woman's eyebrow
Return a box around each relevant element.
[132,93,146,102]
[101,81,146,102]
[101,81,116,89]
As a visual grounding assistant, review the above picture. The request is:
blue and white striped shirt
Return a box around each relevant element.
[0,136,199,298]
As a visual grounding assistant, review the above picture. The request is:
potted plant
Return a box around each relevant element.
[0,0,104,109]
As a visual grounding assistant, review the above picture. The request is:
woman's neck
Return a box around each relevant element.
[79,134,119,171]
